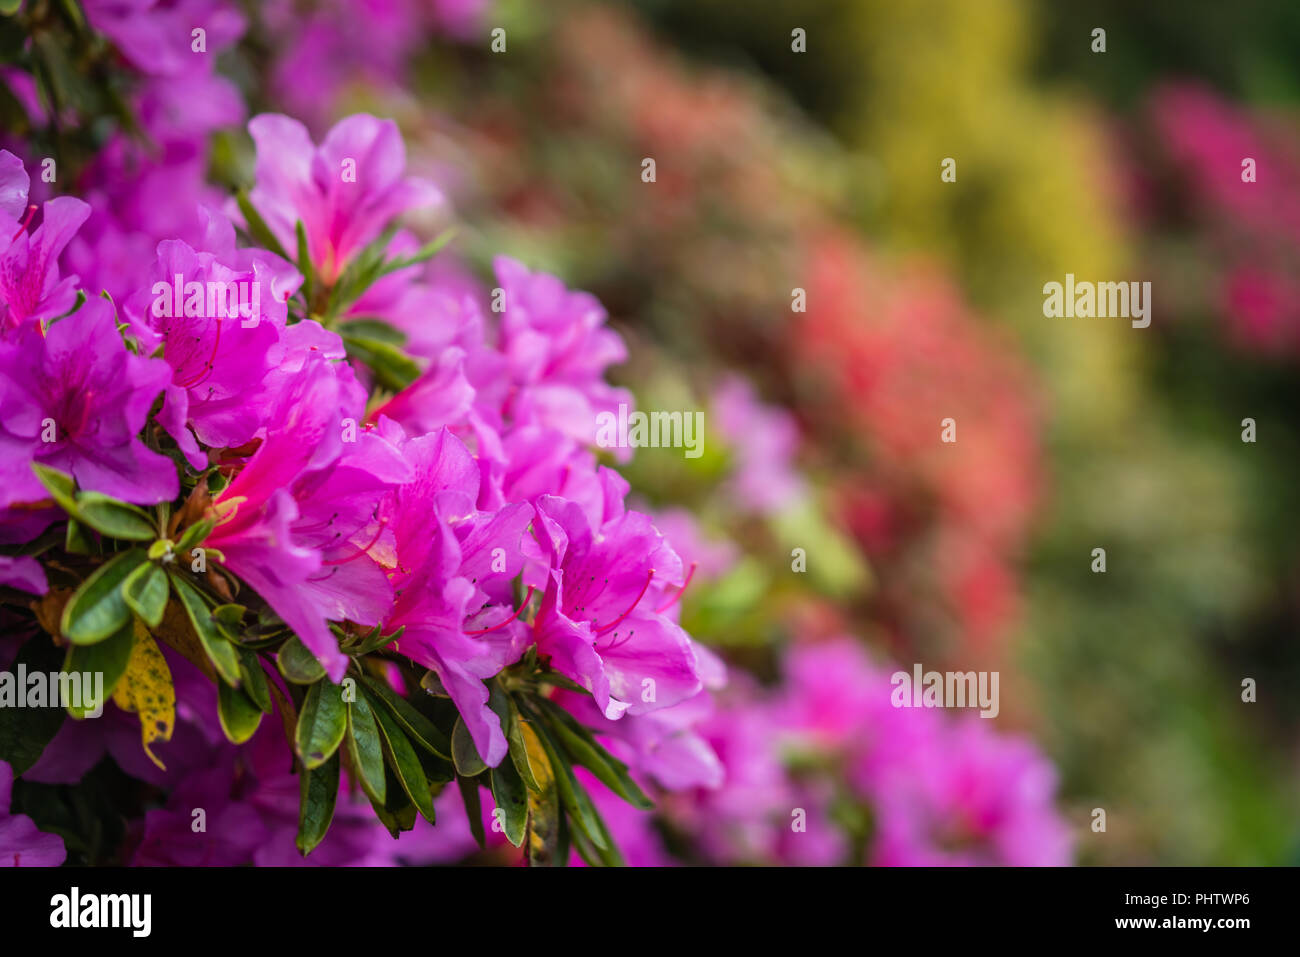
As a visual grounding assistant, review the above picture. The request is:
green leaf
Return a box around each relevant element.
[121,562,168,629]
[451,715,487,777]
[64,518,94,555]
[520,721,563,865]
[0,0,23,17]
[74,492,157,541]
[457,774,486,850]
[537,698,653,809]
[174,519,213,552]
[347,623,404,656]
[371,698,436,823]
[296,679,348,769]
[61,549,148,644]
[338,318,406,346]
[378,227,457,277]
[487,682,539,791]
[358,674,451,759]
[524,710,610,854]
[369,767,417,838]
[340,334,421,392]
[345,693,386,806]
[235,189,289,261]
[0,637,66,773]
[217,681,263,744]
[296,752,340,856]
[64,620,134,718]
[489,751,528,847]
[31,463,78,514]
[168,573,242,686]
[295,219,315,309]
[277,635,326,685]
[236,647,272,714]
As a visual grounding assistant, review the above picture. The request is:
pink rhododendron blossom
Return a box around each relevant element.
[243,113,443,284]
[0,297,177,507]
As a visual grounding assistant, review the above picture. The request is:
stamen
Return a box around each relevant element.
[11,204,36,241]
[655,562,697,614]
[175,317,224,389]
[321,518,388,566]
[594,569,655,636]
[463,585,536,636]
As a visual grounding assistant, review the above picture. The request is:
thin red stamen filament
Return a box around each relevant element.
[594,569,655,636]
[655,562,697,614]
[11,204,36,241]
[464,585,536,636]
[176,316,224,389]
[321,518,388,566]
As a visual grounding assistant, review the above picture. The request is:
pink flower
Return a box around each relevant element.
[206,352,411,681]
[0,151,91,334]
[243,113,443,284]
[382,426,534,767]
[0,298,177,507]
[532,494,702,721]
[0,761,66,867]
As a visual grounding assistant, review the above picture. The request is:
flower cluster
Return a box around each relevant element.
[0,0,1072,868]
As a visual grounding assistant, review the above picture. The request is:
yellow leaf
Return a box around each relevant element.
[522,721,560,865]
[111,619,176,770]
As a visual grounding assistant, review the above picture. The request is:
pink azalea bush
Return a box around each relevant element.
[0,0,1071,867]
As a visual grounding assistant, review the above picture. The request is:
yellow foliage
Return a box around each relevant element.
[112,619,176,771]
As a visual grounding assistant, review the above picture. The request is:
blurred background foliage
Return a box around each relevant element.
[392,0,1300,864]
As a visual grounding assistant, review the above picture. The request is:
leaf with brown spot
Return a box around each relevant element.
[111,620,176,770]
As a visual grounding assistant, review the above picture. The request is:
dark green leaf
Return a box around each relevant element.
[524,710,611,854]
[296,752,340,856]
[61,549,148,644]
[457,774,486,850]
[358,674,451,759]
[371,698,436,824]
[346,692,386,806]
[0,637,66,774]
[296,679,348,769]
[537,698,653,809]
[64,620,134,718]
[489,751,528,847]
[236,647,272,714]
[487,682,539,791]
[168,573,242,686]
[121,562,167,629]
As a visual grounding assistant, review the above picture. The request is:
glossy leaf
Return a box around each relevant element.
[168,573,241,686]
[296,679,348,769]
[121,561,168,629]
[61,549,147,644]
[296,752,340,857]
